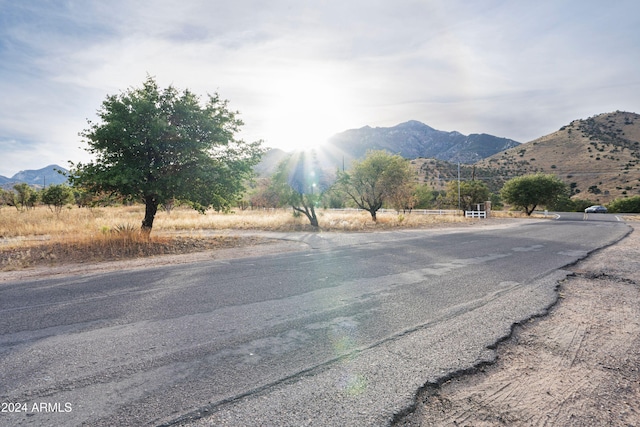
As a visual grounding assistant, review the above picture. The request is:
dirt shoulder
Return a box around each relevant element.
[0,236,306,283]
[398,224,640,426]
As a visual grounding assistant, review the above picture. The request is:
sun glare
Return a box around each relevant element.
[262,65,354,153]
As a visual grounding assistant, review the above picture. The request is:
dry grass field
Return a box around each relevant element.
[0,205,523,271]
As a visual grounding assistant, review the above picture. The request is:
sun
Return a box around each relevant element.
[261,64,356,153]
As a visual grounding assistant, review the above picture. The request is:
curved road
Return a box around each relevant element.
[0,215,630,426]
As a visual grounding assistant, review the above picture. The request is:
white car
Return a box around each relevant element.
[585,205,607,213]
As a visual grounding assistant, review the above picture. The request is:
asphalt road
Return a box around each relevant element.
[0,215,630,426]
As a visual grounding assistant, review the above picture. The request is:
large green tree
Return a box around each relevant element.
[444,180,491,211]
[337,150,414,222]
[500,173,567,215]
[269,152,329,227]
[412,183,435,209]
[69,77,263,233]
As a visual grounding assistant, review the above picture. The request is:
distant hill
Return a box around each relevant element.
[475,111,640,203]
[6,113,638,205]
[0,165,68,189]
[256,120,521,176]
[326,120,521,164]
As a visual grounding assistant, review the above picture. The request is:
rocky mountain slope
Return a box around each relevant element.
[475,111,640,203]
[326,120,520,164]
[257,120,521,176]
[0,165,68,189]
[10,112,640,205]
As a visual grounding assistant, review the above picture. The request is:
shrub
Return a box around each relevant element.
[607,196,640,213]
[41,184,74,214]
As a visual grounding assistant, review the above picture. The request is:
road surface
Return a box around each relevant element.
[0,215,629,426]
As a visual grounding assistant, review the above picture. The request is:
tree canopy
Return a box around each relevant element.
[500,173,567,215]
[337,150,414,221]
[269,152,329,227]
[41,184,74,214]
[12,183,38,211]
[412,183,435,210]
[444,180,490,211]
[69,76,263,232]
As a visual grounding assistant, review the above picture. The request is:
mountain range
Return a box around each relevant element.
[6,111,640,204]
[260,112,640,204]
[257,121,521,176]
[326,120,521,164]
[0,165,68,189]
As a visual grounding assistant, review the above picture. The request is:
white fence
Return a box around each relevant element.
[335,208,459,216]
[410,209,459,215]
[336,207,489,218]
[465,210,487,219]
[254,207,487,217]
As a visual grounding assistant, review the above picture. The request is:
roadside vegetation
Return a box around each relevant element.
[1,175,637,271]
[68,76,263,234]
[0,205,488,271]
[2,79,639,271]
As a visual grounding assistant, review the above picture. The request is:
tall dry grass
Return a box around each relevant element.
[0,206,163,268]
[0,205,477,240]
[0,205,528,241]
[0,205,520,269]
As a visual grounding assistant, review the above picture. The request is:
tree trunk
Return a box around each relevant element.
[142,195,159,234]
[525,204,537,216]
[308,205,319,228]
[369,209,377,222]
[293,205,319,228]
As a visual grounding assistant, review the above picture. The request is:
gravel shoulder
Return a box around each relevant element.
[397,223,640,426]
[0,237,306,283]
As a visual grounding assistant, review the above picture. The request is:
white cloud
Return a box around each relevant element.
[1,0,639,176]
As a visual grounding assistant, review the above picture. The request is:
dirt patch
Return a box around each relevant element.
[0,235,305,283]
[0,235,268,269]
[397,225,640,426]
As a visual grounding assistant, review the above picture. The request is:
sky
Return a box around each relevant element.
[1,0,639,177]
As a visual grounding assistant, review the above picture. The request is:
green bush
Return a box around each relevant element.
[607,196,640,213]
[41,184,74,214]
[571,199,599,212]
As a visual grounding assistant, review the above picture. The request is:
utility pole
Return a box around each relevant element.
[457,162,461,212]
